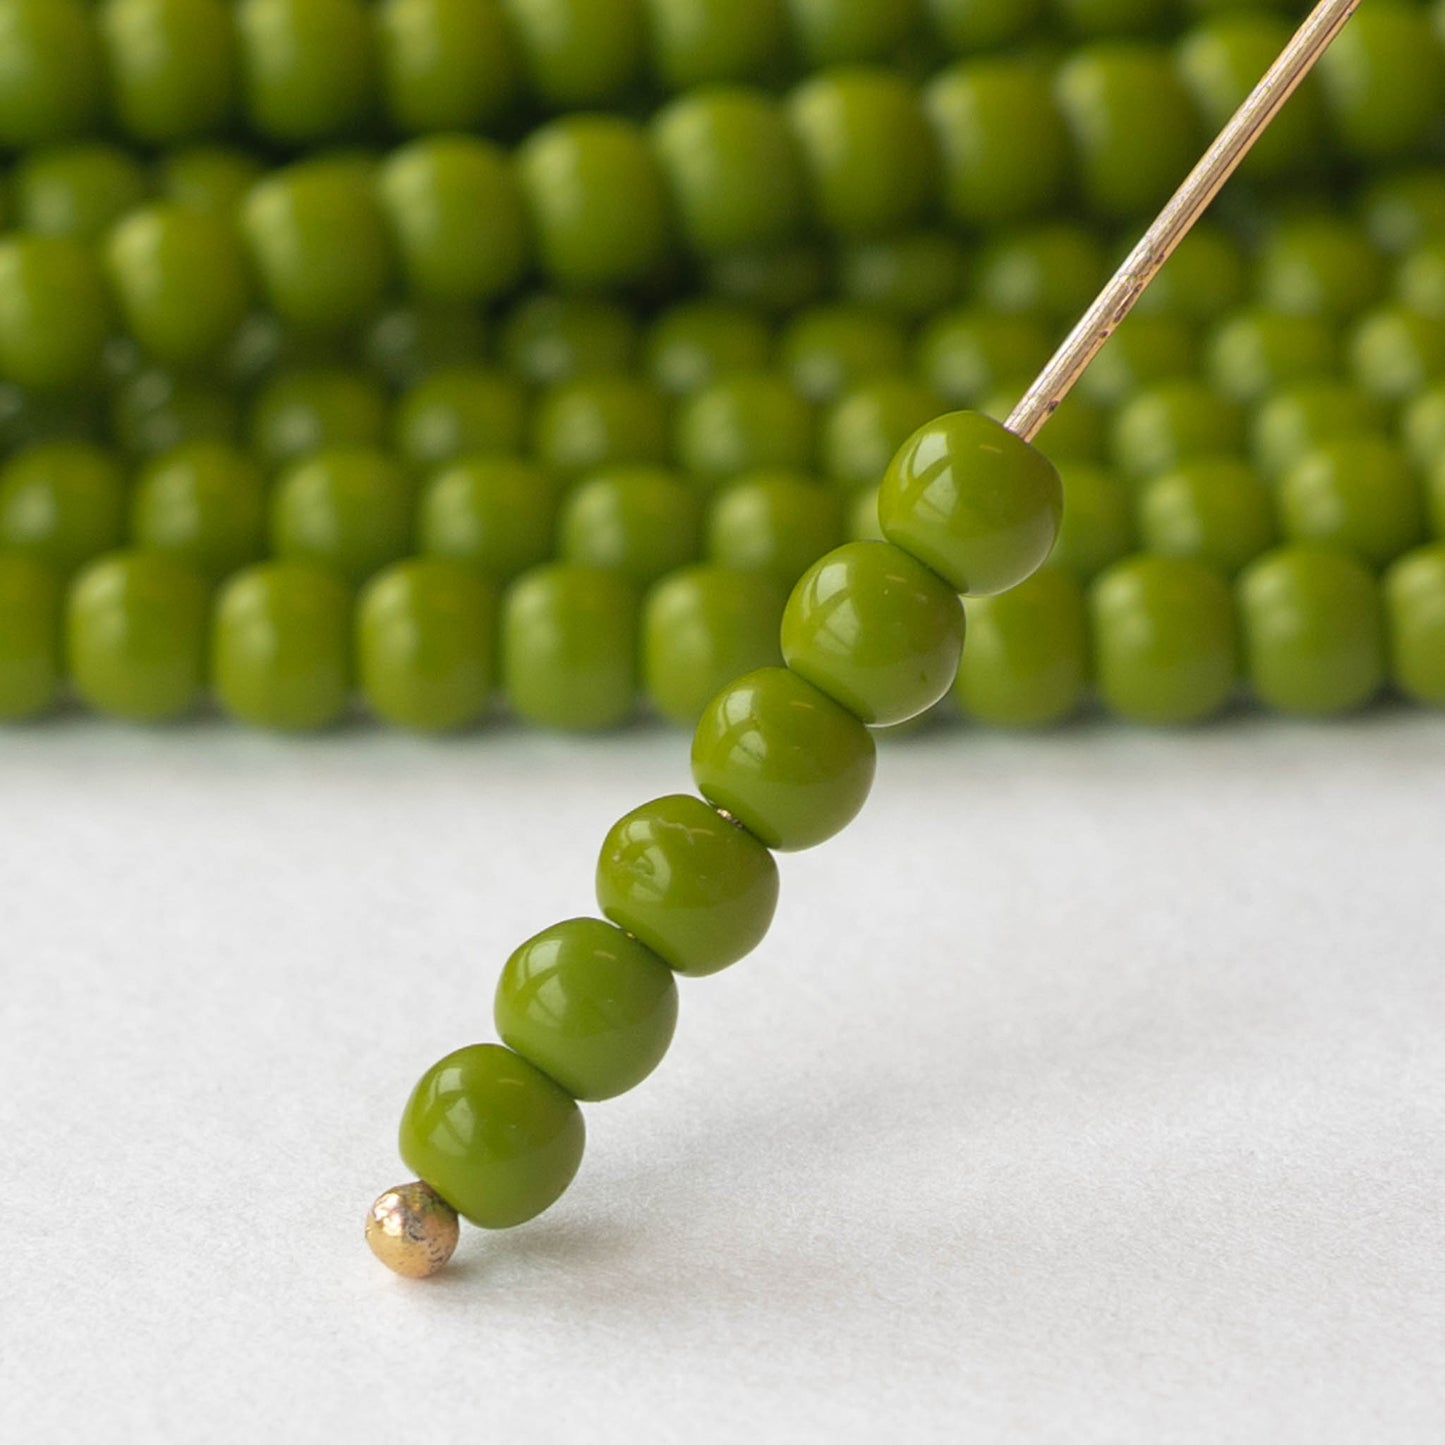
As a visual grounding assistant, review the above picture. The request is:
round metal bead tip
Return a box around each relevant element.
[365,1181,460,1278]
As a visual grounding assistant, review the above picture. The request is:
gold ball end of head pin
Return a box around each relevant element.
[365,1182,461,1279]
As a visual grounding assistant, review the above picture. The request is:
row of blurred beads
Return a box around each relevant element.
[3,534,1442,732]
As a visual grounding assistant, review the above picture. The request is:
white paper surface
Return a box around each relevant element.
[2,709,1443,1444]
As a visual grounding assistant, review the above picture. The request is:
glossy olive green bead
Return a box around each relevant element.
[242,163,393,333]
[975,223,1110,323]
[879,409,1062,597]
[652,88,807,256]
[495,918,678,1101]
[503,0,643,105]
[644,301,773,396]
[1386,544,1445,705]
[645,0,790,88]
[213,562,352,730]
[558,468,702,587]
[531,377,671,481]
[0,442,126,575]
[835,230,967,321]
[376,0,519,134]
[706,470,843,585]
[0,554,62,719]
[0,236,111,391]
[357,557,494,731]
[705,242,828,316]
[1076,313,1198,409]
[111,368,241,458]
[778,304,907,404]
[1251,383,1388,484]
[1205,309,1337,405]
[1361,168,1445,256]
[67,550,210,721]
[956,565,1089,729]
[248,367,389,470]
[130,442,266,580]
[236,0,374,144]
[270,447,413,589]
[502,564,638,731]
[788,68,937,238]
[916,309,1053,408]
[675,374,814,491]
[13,144,149,241]
[399,1042,585,1230]
[642,563,786,726]
[1132,223,1247,323]
[1349,306,1445,402]
[1050,463,1135,582]
[927,0,1044,52]
[393,367,528,472]
[1091,554,1238,726]
[158,146,265,217]
[781,540,964,726]
[419,457,557,583]
[1398,242,1445,321]
[597,793,779,977]
[820,378,943,494]
[924,59,1070,227]
[516,116,671,291]
[500,293,639,387]
[691,666,875,851]
[1405,383,1445,476]
[1111,382,1246,484]
[789,0,920,65]
[378,136,528,304]
[1239,545,1385,716]
[104,205,253,368]
[0,0,104,147]
[1138,459,1277,578]
[1257,216,1384,321]
[1279,437,1425,570]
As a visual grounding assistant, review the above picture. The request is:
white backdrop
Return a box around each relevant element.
[2,708,1442,1443]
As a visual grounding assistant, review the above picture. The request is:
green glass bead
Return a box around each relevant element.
[1360,167,1445,256]
[645,0,790,88]
[1111,381,1246,484]
[0,554,61,720]
[378,136,528,304]
[1137,458,1277,578]
[975,223,1109,323]
[780,539,964,726]
[1251,382,1388,484]
[1091,554,1238,725]
[926,0,1044,52]
[419,456,557,583]
[596,793,779,977]
[248,367,389,470]
[13,143,149,241]
[158,146,265,217]
[1132,222,1247,322]
[642,563,785,726]
[788,68,937,238]
[924,59,1070,227]
[213,561,352,730]
[706,470,843,585]
[879,409,1062,597]
[652,88,808,256]
[356,557,494,731]
[1350,306,1445,401]
[236,0,373,144]
[111,367,241,458]
[1076,313,1198,408]
[1239,544,1385,716]
[100,0,237,143]
[503,0,643,105]
[0,442,126,575]
[376,0,518,134]
[393,367,527,472]
[956,565,1088,729]
[66,550,209,722]
[675,374,814,491]
[361,304,489,392]
[778,304,907,404]
[1398,242,1445,321]
[270,447,413,589]
[644,301,773,396]
[835,231,967,321]
[1386,543,1445,705]
[1279,437,1425,570]
[130,442,266,580]
[1403,383,1445,474]
[558,467,702,587]
[0,236,111,391]
[821,377,944,494]
[242,161,393,333]
[1256,216,1384,320]
[788,0,919,66]
[1316,2,1444,161]
[691,666,875,851]
[1050,463,1135,582]
[516,115,671,291]
[104,205,252,368]
[500,293,639,387]
[0,0,104,147]
[502,564,638,730]
[399,1042,585,1229]
[1428,457,1445,541]
[1204,308,1337,405]
[705,242,828,316]
[531,377,671,481]
[495,918,678,1101]
[916,309,1052,408]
